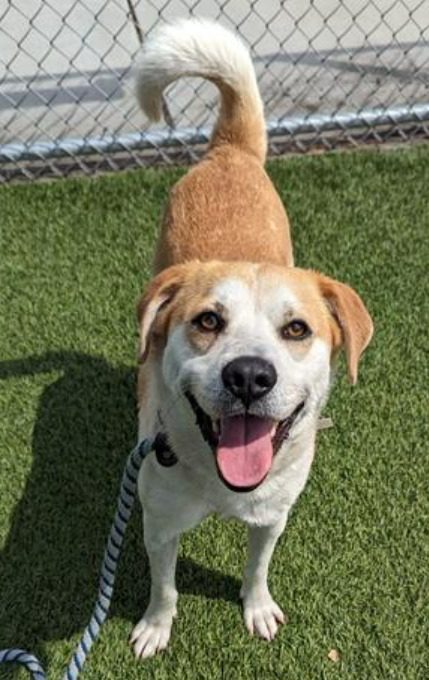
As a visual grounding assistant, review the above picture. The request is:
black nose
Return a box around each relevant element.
[222,356,277,408]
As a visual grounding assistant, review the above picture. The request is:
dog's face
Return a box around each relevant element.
[138,262,373,491]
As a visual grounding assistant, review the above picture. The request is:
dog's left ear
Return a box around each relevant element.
[136,264,190,364]
[316,273,374,385]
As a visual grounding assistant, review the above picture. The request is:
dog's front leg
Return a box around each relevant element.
[130,520,179,660]
[240,516,287,641]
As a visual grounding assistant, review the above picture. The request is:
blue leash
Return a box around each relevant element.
[0,436,156,680]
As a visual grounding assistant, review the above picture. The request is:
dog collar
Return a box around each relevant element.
[153,432,178,467]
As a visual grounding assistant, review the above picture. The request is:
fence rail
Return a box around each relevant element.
[1,0,429,182]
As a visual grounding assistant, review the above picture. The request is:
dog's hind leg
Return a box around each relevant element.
[240,516,288,641]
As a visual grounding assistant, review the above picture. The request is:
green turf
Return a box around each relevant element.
[1,147,428,680]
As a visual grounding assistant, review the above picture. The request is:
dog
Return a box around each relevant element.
[130,18,373,659]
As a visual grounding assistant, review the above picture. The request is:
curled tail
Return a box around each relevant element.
[135,18,267,162]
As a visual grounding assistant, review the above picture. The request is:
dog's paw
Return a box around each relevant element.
[130,608,176,659]
[242,593,285,641]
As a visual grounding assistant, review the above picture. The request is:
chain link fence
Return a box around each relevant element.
[1,0,429,182]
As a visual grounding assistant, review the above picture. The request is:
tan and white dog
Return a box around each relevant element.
[130,18,373,659]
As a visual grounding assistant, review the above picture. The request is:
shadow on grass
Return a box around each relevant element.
[0,352,240,657]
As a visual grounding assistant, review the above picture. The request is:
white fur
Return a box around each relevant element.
[131,271,333,657]
[134,18,263,123]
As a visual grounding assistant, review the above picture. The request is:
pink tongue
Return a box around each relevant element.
[216,416,274,489]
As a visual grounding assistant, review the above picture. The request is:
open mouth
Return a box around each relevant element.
[186,392,305,493]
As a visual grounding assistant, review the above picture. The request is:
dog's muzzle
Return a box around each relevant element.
[186,391,305,493]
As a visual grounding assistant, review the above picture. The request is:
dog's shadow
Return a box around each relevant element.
[0,352,240,656]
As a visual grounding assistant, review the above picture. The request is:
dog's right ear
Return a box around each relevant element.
[136,264,189,364]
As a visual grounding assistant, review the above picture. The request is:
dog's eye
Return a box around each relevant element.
[282,319,311,340]
[193,311,224,332]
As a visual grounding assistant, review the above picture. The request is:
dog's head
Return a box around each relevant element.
[137,261,373,492]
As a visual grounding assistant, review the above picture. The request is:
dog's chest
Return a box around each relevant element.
[145,436,315,529]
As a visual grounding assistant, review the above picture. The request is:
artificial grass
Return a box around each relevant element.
[0,147,428,680]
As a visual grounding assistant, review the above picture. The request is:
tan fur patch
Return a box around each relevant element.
[153,147,293,274]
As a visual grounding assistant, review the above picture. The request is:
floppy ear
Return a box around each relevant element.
[316,273,374,385]
[136,264,189,364]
